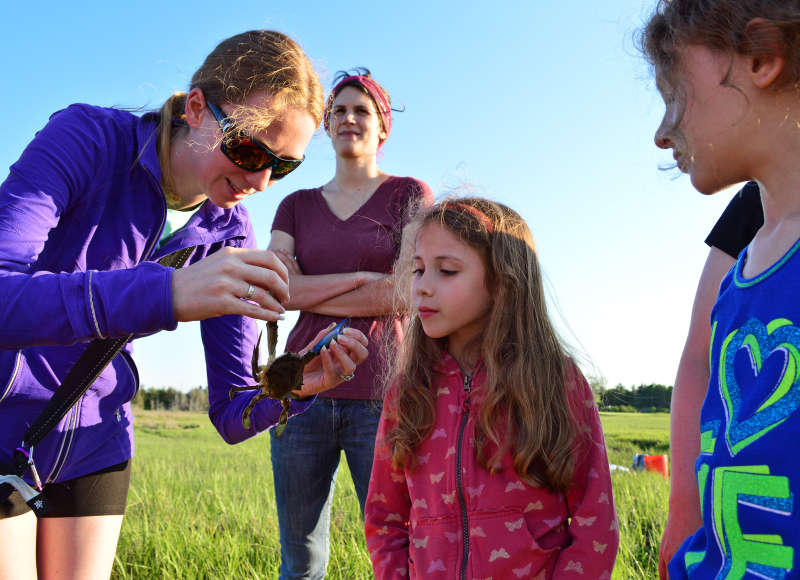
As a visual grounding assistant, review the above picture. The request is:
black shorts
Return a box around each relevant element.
[0,459,131,518]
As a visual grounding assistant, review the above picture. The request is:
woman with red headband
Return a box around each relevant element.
[267,68,433,578]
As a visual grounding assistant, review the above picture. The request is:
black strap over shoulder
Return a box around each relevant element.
[21,246,196,450]
[0,247,196,514]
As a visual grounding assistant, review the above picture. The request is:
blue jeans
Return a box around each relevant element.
[270,397,381,580]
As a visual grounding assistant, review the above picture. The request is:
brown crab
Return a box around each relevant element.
[228,319,349,436]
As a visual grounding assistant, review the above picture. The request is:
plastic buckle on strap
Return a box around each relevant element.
[0,474,48,516]
[3,445,48,517]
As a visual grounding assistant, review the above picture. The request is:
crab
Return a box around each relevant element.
[228,319,349,436]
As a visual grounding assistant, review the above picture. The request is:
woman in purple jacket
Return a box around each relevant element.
[0,31,368,579]
[268,68,433,579]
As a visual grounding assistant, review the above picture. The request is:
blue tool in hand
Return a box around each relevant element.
[228,319,350,435]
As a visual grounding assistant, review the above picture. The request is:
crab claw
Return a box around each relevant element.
[266,320,279,363]
[273,419,285,436]
[252,331,263,382]
[272,399,292,437]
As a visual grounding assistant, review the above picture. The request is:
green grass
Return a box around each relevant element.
[602,412,670,579]
[113,411,670,579]
[114,412,371,579]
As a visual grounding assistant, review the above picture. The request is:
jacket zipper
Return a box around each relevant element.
[456,372,473,580]
[141,167,168,260]
[0,350,22,404]
[46,403,80,483]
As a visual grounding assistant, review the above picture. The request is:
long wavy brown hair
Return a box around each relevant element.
[384,197,577,491]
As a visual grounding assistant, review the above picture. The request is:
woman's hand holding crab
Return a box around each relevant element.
[296,325,368,397]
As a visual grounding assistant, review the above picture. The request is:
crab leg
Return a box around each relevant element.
[266,320,278,364]
[273,398,292,437]
[252,331,263,381]
[228,333,266,401]
[228,384,260,399]
[241,392,268,430]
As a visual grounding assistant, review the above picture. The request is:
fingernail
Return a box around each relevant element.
[278,314,285,320]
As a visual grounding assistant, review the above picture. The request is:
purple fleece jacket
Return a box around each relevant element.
[0,104,311,485]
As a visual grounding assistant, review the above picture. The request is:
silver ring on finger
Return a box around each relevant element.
[243,284,256,301]
[338,372,355,382]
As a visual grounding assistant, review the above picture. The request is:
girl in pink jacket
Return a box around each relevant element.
[365,198,618,579]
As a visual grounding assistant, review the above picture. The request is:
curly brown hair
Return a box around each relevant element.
[641,1,800,89]
[639,1,800,168]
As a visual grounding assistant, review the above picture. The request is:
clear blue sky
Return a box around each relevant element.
[0,1,738,390]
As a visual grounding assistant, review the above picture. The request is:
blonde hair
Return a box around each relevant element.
[384,197,578,491]
[156,30,323,195]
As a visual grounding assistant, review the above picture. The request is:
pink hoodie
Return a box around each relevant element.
[365,353,618,579]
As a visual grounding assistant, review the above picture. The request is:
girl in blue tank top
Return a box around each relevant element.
[642,1,800,578]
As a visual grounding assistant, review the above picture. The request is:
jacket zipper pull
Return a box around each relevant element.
[463,373,472,409]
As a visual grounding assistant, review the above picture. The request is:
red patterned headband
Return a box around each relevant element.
[441,202,494,234]
[323,75,393,142]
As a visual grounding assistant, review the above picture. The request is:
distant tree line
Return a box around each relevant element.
[131,386,209,412]
[131,380,673,414]
[587,377,672,413]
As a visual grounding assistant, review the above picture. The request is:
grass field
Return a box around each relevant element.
[112,411,670,579]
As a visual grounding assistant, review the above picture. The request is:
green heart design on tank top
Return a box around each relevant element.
[718,318,800,456]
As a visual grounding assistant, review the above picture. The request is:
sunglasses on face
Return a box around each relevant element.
[206,101,304,179]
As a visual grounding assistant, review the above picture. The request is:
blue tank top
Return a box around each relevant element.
[671,236,800,579]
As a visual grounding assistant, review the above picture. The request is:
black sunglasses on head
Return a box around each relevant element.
[206,101,304,179]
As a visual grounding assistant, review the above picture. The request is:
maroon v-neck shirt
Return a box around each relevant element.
[271,176,432,399]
